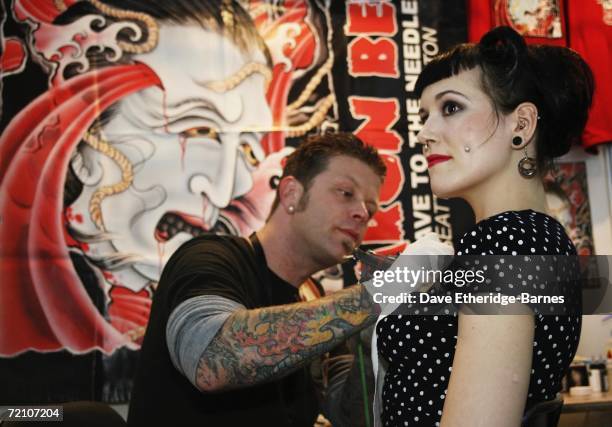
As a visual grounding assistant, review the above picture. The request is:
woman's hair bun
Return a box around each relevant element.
[478,26,593,162]
[478,26,528,78]
[529,45,594,157]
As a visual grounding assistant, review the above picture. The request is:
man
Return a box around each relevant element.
[128,132,386,426]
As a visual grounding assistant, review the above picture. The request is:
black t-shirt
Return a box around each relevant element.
[128,234,319,427]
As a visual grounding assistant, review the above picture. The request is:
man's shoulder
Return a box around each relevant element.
[186,233,248,246]
[162,234,253,275]
[173,234,250,257]
[157,234,257,306]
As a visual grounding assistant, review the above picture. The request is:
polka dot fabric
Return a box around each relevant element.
[377,210,582,426]
[456,210,575,257]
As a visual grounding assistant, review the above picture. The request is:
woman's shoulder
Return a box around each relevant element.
[456,210,576,256]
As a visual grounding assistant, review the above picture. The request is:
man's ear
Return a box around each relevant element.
[511,102,539,150]
[277,176,304,214]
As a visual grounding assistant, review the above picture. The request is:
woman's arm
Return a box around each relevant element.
[440,310,534,427]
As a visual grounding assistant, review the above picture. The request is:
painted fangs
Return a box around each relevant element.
[215,214,239,236]
[202,193,219,230]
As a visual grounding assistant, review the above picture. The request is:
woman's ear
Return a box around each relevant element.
[511,102,539,150]
[277,176,304,214]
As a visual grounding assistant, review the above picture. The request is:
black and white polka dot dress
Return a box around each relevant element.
[376,210,582,426]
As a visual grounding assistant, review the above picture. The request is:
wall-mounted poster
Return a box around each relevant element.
[493,0,565,38]
[544,162,595,255]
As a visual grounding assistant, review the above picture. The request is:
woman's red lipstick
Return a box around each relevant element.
[426,154,452,168]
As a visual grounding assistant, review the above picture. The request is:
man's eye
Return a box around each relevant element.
[339,189,353,198]
[180,127,218,140]
[442,101,461,116]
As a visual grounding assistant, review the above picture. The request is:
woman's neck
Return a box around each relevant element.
[465,176,548,223]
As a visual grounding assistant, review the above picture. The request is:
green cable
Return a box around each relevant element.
[357,341,371,427]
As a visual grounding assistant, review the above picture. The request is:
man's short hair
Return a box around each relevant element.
[269,132,386,215]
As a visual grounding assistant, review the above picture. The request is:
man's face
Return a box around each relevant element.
[71,25,272,282]
[291,155,381,267]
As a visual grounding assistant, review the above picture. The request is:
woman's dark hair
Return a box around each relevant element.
[414,26,594,172]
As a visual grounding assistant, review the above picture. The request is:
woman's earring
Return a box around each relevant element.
[512,136,523,146]
[288,205,295,214]
[518,147,537,178]
[464,146,471,152]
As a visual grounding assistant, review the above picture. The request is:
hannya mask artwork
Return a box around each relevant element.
[0,0,337,355]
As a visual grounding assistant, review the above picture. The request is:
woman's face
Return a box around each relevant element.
[417,67,516,200]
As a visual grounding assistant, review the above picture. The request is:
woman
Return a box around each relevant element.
[375,26,592,426]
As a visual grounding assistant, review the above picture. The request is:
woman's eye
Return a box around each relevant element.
[180,126,218,140]
[442,101,461,116]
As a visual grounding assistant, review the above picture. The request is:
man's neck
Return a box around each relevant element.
[255,225,318,288]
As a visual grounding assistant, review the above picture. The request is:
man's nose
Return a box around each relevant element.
[352,200,369,224]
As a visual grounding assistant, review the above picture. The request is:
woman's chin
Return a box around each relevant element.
[430,187,454,199]
[430,180,464,200]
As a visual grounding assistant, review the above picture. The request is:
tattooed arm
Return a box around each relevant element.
[195,284,378,392]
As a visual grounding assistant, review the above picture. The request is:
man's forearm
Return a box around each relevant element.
[196,284,378,392]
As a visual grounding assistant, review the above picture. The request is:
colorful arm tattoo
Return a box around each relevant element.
[196,285,377,392]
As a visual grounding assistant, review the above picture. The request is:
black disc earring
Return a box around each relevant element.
[512,136,523,146]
